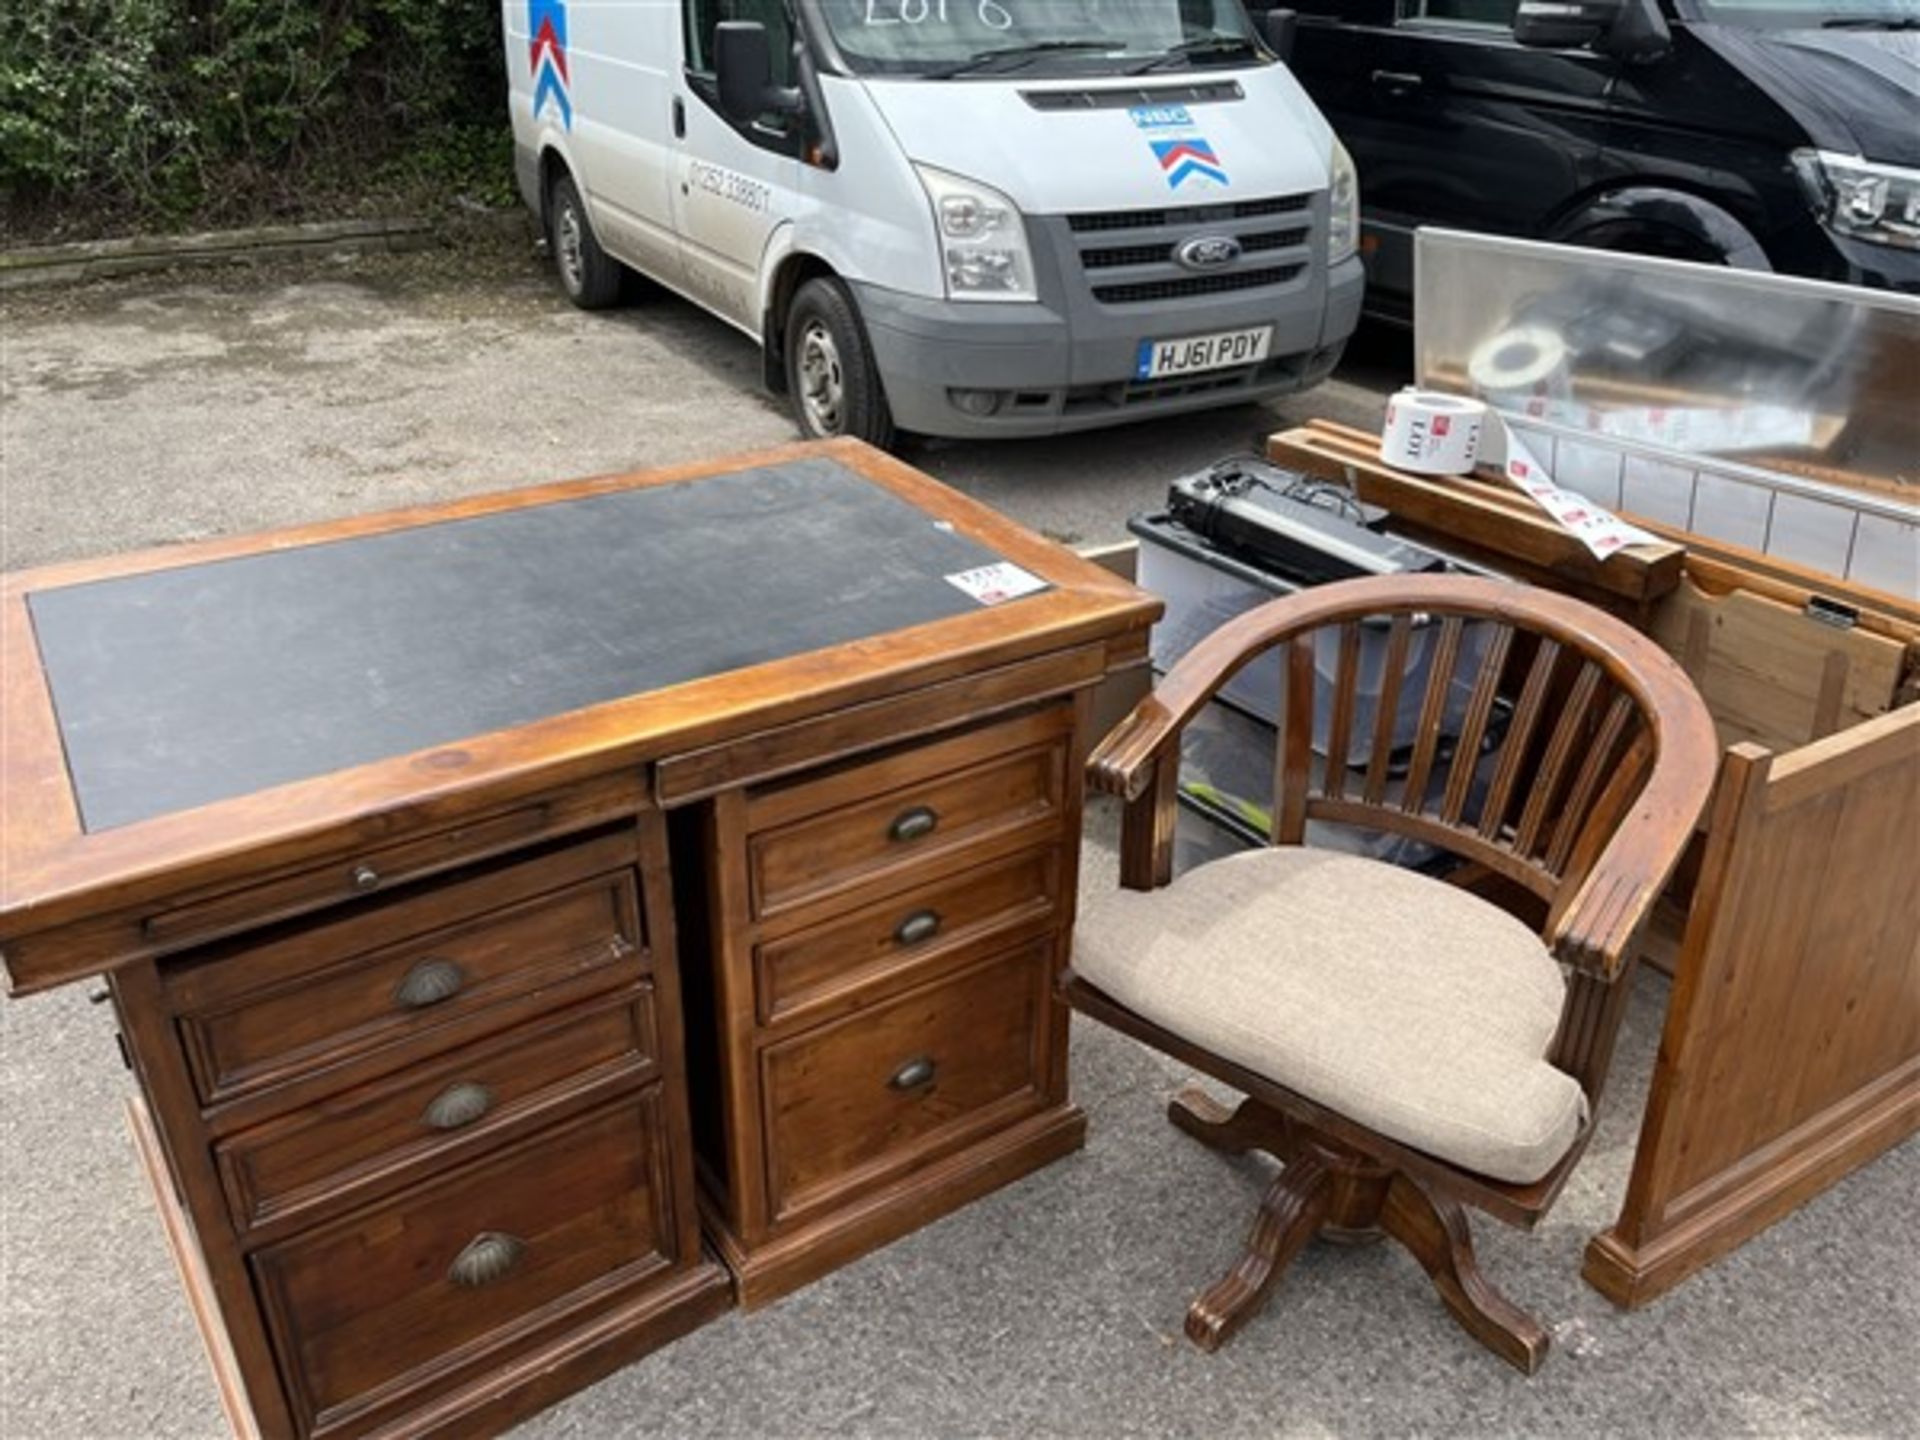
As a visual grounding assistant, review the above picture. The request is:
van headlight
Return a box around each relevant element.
[1328,139,1360,264]
[1793,150,1920,251]
[914,164,1037,303]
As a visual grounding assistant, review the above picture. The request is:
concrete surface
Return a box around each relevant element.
[2,240,1915,1439]
[0,235,1395,573]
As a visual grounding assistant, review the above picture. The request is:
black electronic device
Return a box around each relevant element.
[1164,457,1451,587]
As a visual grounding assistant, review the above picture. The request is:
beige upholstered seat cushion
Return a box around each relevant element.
[1073,846,1586,1184]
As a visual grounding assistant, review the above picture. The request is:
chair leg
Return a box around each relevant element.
[1185,1152,1331,1352]
[1380,1173,1551,1375]
[1167,1086,1297,1160]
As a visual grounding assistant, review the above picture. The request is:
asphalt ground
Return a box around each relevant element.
[3,233,1914,1440]
[1,228,1397,574]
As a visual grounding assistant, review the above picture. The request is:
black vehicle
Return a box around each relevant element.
[1279,0,1920,314]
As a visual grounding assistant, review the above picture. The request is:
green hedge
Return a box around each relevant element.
[1,1,512,230]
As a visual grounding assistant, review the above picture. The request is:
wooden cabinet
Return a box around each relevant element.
[113,814,725,1440]
[0,441,1158,1438]
[680,704,1087,1306]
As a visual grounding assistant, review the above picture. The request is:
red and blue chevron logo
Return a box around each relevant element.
[530,0,572,130]
[1151,137,1228,190]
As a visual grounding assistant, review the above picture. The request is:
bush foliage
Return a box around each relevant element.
[1,0,512,232]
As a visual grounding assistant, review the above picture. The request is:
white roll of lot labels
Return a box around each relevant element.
[1466,326,1573,401]
[1380,388,1660,561]
[1380,390,1486,475]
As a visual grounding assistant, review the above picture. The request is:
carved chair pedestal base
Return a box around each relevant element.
[1170,1088,1550,1374]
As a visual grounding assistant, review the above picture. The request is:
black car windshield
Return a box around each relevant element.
[1675,0,1920,27]
[814,0,1261,76]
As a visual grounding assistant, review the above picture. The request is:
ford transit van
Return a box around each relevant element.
[502,0,1364,444]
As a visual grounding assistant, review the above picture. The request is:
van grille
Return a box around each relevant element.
[1057,192,1315,307]
[1066,194,1308,234]
[1090,264,1305,305]
[1081,226,1308,270]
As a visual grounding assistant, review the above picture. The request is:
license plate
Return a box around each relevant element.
[1134,325,1273,381]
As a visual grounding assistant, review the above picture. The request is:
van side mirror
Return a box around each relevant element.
[1513,0,1669,61]
[714,21,804,123]
[1258,8,1299,63]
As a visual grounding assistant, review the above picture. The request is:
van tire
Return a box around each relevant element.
[548,175,625,310]
[784,278,895,448]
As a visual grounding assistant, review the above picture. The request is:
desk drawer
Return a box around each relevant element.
[217,988,657,1235]
[747,727,1068,919]
[139,773,644,952]
[174,837,644,1105]
[756,846,1059,1026]
[763,941,1048,1222]
[253,1088,677,1437]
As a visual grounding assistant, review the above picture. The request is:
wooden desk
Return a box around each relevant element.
[0,440,1158,1439]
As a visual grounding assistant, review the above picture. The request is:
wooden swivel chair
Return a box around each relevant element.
[1067,574,1718,1372]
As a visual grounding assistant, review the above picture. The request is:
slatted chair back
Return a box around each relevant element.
[1091,575,1721,1098]
[1274,607,1648,917]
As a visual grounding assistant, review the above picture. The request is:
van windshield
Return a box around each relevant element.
[814,0,1262,76]
[1677,0,1920,25]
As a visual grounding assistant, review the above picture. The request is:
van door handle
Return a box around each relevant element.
[672,97,686,138]
[1371,70,1424,96]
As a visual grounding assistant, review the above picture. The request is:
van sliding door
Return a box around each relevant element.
[673,0,804,331]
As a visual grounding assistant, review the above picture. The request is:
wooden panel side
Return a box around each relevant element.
[126,1095,264,1440]
[1587,706,1920,1306]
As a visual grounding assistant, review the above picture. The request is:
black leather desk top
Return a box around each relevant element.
[28,457,1029,832]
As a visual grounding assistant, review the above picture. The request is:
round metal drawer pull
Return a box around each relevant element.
[888,806,939,844]
[350,864,381,892]
[447,1232,525,1289]
[893,910,942,947]
[888,1055,937,1091]
[394,957,465,1010]
[422,1081,493,1131]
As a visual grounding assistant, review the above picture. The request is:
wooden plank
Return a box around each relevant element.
[1626,516,1920,634]
[1765,702,1920,814]
[1650,578,1907,753]
[1266,427,1683,604]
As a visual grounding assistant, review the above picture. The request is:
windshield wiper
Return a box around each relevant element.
[1819,14,1920,26]
[923,40,1113,79]
[1127,35,1258,74]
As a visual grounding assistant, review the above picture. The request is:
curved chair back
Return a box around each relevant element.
[1091,575,1721,987]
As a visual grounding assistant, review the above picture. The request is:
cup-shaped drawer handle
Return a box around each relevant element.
[888,1055,937,1091]
[394,957,465,1010]
[893,909,943,947]
[447,1231,525,1289]
[889,806,939,844]
[422,1081,493,1132]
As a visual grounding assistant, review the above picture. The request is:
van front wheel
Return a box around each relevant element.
[548,175,624,310]
[784,279,894,448]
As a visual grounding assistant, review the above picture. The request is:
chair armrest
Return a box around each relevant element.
[1546,757,1720,979]
[1085,588,1323,803]
[1547,859,1667,980]
[1087,696,1181,802]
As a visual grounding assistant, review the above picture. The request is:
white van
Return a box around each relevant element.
[503,0,1364,445]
